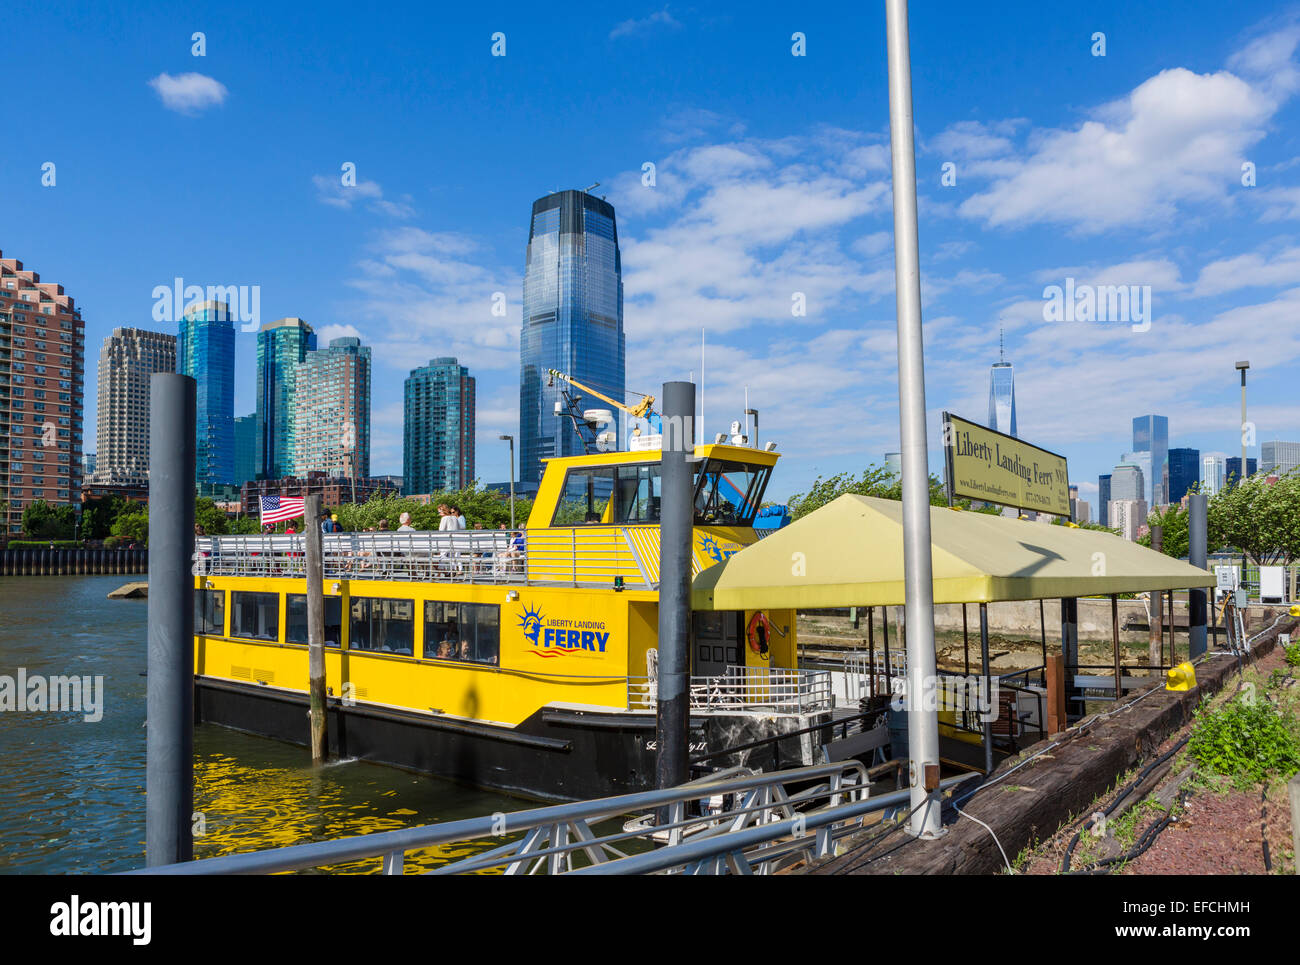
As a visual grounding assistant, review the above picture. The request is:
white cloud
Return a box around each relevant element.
[312,174,414,218]
[314,323,364,344]
[610,9,682,39]
[1192,245,1300,296]
[147,73,228,114]
[956,52,1287,233]
[339,227,519,374]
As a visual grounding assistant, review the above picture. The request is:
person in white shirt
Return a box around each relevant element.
[397,511,416,532]
[453,505,467,529]
[437,504,458,532]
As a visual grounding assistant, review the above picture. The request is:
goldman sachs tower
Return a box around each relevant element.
[987,329,1017,437]
[519,189,625,489]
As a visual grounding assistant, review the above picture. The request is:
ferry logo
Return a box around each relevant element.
[697,534,743,564]
[517,604,611,658]
[518,603,545,649]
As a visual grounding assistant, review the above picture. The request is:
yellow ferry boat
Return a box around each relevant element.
[192,443,836,800]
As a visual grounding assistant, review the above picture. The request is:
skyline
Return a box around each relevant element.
[5,2,1300,502]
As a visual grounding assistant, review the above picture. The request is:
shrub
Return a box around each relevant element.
[1188,697,1300,787]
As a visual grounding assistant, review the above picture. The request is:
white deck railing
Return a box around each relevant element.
[193,530,647,587]
[628,667,833,715]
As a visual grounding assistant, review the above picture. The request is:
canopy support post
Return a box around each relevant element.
[962,604,970,676]
[1061,598,1080,721]
[979,603,993,775]
[1038,599,1047,687]
[1111,593,1122,701]
[867,607,877,700]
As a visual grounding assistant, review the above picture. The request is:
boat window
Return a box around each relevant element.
[614,464,661,524]
[349,597,415,656]
[552,466,616,525]
[423,601,500,664]
[285,595,343,648]
[195,589,225,635]
[231,591,279,642]
[692,459,771,526]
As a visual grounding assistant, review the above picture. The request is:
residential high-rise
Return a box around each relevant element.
[1132,415,1168,505]
[95,327,177,483]
[520,189,625,489]
[1097,474,1111,527]
[234,414,258,487]
[0,250,86,535]
[1261,440,1300,476]
[1111,463,1145,502]
[256,317,316,480]
[1225,456,1257,488]
[405,357,475,494]
[986,333,1017,437]
[1109,499,1148,541]
[293,336,371,479]
[81,452,96,477]
[178,300,235,486]
[1200,452,1227,495]
[1166,447,1200,504]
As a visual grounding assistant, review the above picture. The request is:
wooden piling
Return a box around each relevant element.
[304,494,328,762]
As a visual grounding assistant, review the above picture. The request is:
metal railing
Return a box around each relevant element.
[126,760,898,876]
[627,666,834,715]
[194,529,649,588]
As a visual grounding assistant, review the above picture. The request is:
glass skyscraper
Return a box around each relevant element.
[178,300,235,485]
[234,413,258,486]
[520,190,624,488]
[1131,415,1168,506]
[1098,474,1111,527]
[1166,447,1200,504]
[987,361,1017,437]
[404,357,475,494]
[256,317,316,480]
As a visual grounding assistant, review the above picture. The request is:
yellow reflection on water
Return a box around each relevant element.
[192,744,526,875]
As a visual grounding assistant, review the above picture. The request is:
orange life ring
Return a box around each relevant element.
[746,610,772,657]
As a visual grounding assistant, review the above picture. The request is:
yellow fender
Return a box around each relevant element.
[1165,661,1196,692]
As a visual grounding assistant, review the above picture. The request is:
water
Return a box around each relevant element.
[0,575,528,874]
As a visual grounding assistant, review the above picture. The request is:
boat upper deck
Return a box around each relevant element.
[195,529,668,589]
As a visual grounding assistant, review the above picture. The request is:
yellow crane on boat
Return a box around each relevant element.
[547,369,660,451]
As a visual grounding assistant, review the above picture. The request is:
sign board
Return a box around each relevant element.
[1214,565,1239,591]
[942,412,1070,517]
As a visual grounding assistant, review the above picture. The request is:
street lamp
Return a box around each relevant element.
[745,408,759,449]
[498,435,515,530]
[1235,361,1250,487]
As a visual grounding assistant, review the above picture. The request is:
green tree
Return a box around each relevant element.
[80,494,132,540]
[109,506,149,546]
[330,483,533,533]
[22,500,76,540]
[1208,469,1300,566]
[194,497,230,535]
[788,463,985,521]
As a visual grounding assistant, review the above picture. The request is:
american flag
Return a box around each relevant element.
[259,494,306,524]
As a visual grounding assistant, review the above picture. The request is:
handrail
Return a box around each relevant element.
[123,761,872,876]
[567,772,979,875]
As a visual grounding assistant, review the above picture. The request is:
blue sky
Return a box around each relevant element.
[4,0,1299,505]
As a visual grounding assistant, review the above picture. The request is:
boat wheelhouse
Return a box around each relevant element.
[192,444,834,801]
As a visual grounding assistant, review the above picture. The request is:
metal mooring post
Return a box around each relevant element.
[656,381,695,793]
[146,373,196,866]
[304,493,328,761]
[885,0,943,838]
[1188,494,1209,659]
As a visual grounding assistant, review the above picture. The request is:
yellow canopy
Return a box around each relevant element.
[692,494,1215,609]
